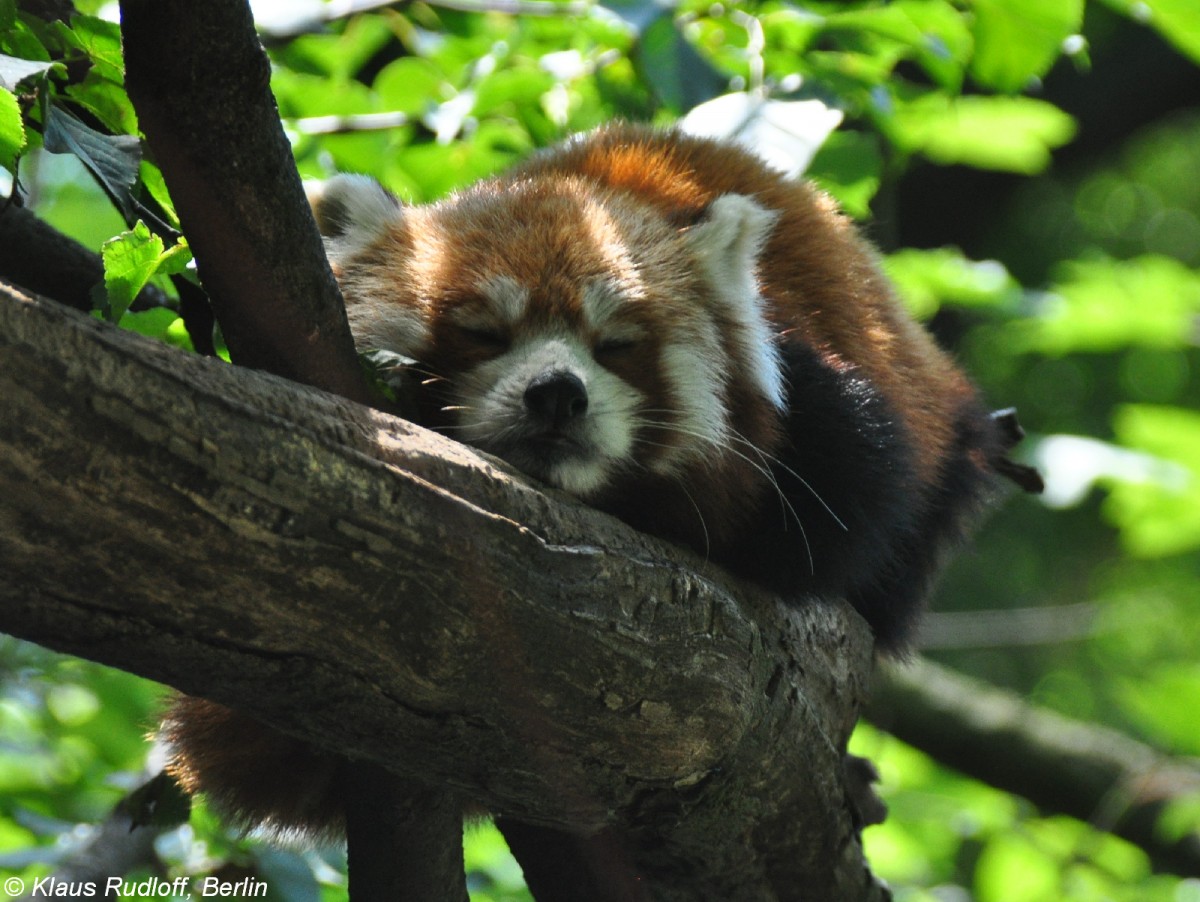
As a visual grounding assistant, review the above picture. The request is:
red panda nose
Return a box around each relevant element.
[524,370,589,428]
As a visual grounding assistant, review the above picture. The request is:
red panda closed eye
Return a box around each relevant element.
[161,123,1039,837]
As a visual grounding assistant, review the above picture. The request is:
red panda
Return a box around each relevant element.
[162,123,1038,836]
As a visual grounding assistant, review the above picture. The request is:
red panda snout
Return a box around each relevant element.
[454,333,641,497]
[523,369,589,428]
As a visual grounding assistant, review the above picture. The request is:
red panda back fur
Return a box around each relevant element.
[162,123,1028,838]
[514,128,967,486]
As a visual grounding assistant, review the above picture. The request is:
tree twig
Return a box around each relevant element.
[867,657,1200,877]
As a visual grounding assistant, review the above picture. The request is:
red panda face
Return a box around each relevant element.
[431,273,649,496]
[312,173,784,501]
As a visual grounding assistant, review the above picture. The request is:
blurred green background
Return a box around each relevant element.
[3,0,1199,899]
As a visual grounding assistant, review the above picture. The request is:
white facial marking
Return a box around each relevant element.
[345,297,429,357]
[454,332,641,497]
[686,193,786,411]
[653,334,729,475]
[478,276,530,325]
[581,279,623,329]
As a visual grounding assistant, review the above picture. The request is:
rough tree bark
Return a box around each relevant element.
[118,0,373,407]
[117,0,468,894]
[0,280,888,900]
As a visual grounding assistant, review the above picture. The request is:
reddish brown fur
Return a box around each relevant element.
[511,126,971,485]
[164,124,1020,840]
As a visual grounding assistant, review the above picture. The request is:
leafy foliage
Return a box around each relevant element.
[2,0,1199,898]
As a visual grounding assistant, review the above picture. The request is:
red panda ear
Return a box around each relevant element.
[305,174,402,242]
[684,194,786,409]
[683,193,778,291]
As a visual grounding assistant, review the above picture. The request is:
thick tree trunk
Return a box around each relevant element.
[0,281,887,900]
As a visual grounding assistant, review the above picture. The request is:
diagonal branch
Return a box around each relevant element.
[118,0,372,406]
[0,282,886,900]
[868,657,1200,878]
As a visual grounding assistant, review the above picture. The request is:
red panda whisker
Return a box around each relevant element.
[627,416,816,573]
[620,453,713,562]
[724,427,849,533]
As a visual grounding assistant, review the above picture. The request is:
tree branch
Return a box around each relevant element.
[118,0,372,406]
[867,657,1200,877]
[0,281,887,900]
[0,204,171,313]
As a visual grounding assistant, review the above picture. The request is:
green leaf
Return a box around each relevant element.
[970,0,1084,92]
[0,85,22,170]
[43,101,142,220]
[636,15,725,113]
[471,67,556,120]
[1014,256,1200,354]
[888,93,1076,173]
[884,248,1020,319]
[1116,662,1200,753]
[54,15,123,84]
[975,832,1059,902]
[1107,404,1200,557]
[119,306,194,351]
[807,130,883,219]
[101,221,191,323]
[1099,0,1200,65]
[374,58,447,117]
[138,160,180,229]
[896,0,974,91]
[1157,791,1200,845]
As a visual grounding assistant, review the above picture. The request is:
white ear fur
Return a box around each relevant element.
[305,174,401,243]
[684,194,786,410]
[684,193,778,283]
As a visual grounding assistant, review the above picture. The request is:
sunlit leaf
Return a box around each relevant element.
[975,832,1059,902]
[1116,663,1200,754]
[0,84,21,169]
[374,58,448,116]
[970,0,1084,92]
[1157,792,1200,845]
[101,221,191,322]
[1107,404,1200,557]
[1099,0,1200,65]
[471,68,556,120]
[54,15,123,84]
[884,248,1021,319]
[138,160,180,229]
[463,821,529,895]
[120,307,195,352]
[888,94,1075,173]
[681,93,843,178]
[1014,256,1200,354]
